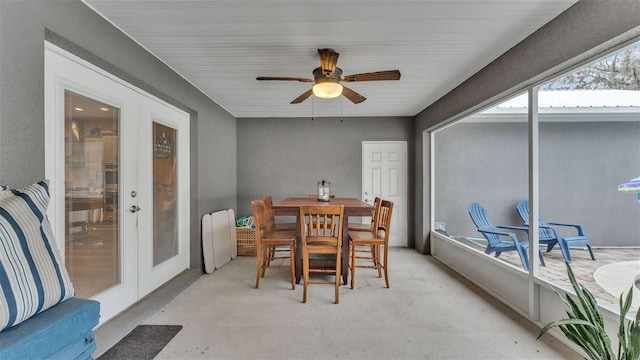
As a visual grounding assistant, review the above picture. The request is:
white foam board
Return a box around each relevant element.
[202,213,215,273]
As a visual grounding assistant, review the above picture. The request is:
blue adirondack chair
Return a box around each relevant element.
[516,200,595,263]
[468,202,545,272]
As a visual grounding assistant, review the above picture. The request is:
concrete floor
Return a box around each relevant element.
[97,248,581,359]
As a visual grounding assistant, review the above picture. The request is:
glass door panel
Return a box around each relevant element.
[46,44,139,324]
[153,122,178,266]
[64,90,120,298]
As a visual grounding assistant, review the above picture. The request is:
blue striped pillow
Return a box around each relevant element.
[0,180,75,331]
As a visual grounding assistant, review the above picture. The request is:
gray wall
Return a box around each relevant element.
[435,122,528,238]
[414,0,640,253]
[236,116,415,245]
[2,0,639,262]
[0,0,237,270]
[435,121,640,247]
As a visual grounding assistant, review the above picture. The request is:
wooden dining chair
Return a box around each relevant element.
[348,196,381,231]
[299,204,344,304]
[261,196,297,269]
[263,196,297,232]
[251,199,296,290]
[347,197,381,273]
[348,199,393,289]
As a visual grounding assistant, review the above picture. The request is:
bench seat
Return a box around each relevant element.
[0,297,100,360]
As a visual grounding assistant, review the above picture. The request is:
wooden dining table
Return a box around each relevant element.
[272,197,373,285]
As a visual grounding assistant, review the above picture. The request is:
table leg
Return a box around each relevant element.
[295,214,302,284]
[341,214,349,285]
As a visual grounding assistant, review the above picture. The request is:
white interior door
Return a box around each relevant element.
[45,43,190,324]
[362,141,408,247]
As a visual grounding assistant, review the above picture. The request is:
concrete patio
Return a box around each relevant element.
[95,248,582,359]
[458,237,640,316]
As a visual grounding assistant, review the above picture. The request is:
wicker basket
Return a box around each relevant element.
[236,228,256,256]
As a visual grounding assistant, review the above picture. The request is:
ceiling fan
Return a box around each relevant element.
[256,48,401,104]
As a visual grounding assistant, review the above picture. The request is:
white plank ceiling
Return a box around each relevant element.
[83,0,578,118]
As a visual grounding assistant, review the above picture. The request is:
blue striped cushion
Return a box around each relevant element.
[0,180,75,331]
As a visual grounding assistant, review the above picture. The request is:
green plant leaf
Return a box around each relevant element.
[567,264,597,323]
[619,289,640,360]
[600,329,615,360]
[559,322,602,360]
[566,295,588,322]
[631,314,640,357]
[538,318,596,339]
[584,287,606,330]
[568,262,615,357]
[618,289,632,359]
[537,262,630,359]
[562,284,607,355]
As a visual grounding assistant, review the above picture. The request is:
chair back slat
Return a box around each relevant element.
[376,200,394,241]
[468,202,501,247]
[262,196,276,230]
[347,197,381,232]
[516,200,554,240]
[370,197,382,232]
[251,199,267,242]
[300,205,343,244]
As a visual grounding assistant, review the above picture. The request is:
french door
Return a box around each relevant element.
[44,44,190,324]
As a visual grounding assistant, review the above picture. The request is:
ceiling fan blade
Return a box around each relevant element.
[256,76,313,82]
[341,85,366,104]
[318,48,339,77]
[342,70,401,82]
[290,89,314,104]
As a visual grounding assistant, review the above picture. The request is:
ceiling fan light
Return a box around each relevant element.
[312,82,343,99]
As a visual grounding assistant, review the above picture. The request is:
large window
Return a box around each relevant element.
[536,43,640,313]
[432,40,640,316]
[433,92,528,269]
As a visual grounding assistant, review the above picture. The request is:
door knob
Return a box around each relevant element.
[129,205,141,213]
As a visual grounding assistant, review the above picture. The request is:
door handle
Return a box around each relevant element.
[129,205,141,213]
